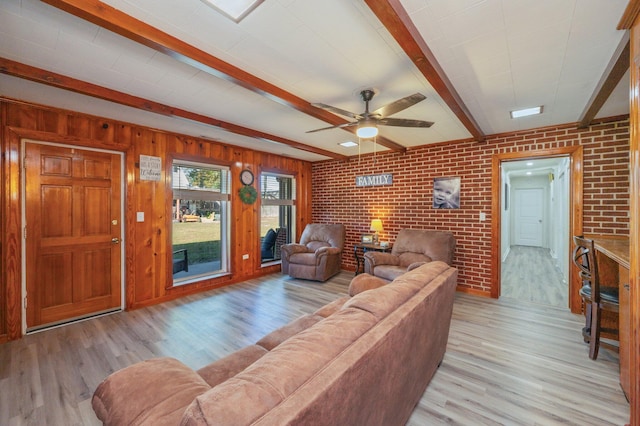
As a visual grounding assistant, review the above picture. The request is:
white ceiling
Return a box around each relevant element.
[0,0,630,162]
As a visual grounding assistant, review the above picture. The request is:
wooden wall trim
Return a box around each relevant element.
[490,146,583,312]
[0,58,346,160]
[627,6,640,422]
[4,127,24,340]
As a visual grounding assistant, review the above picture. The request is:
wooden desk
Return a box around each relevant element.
[591,236,630,401]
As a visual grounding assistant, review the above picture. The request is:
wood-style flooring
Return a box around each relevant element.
[0,270,630,425]
[501,245,568,308]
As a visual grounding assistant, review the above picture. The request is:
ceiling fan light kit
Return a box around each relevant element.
[356,120,378,138]
[307,89,434,138]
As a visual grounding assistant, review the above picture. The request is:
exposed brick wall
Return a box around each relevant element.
[312,118,629,295]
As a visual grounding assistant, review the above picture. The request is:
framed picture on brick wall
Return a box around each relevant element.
[433,177,460,209]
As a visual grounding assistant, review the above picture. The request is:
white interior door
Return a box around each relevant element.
[514,187,544,246]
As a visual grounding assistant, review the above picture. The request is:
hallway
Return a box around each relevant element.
[501,245,568,309]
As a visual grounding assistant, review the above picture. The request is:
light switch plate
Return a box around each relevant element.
[136,212,144,222]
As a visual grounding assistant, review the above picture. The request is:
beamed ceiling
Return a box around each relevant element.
[0,0,631,162]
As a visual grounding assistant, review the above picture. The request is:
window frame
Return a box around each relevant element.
[168,158,231,287]
[260,171,296,265]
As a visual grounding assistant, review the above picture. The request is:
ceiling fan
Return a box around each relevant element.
[307,89,434,138]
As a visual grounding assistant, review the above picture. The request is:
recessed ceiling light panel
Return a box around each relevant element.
[510,106,543,119]
[201,0,264,22]
[339,141,358,147]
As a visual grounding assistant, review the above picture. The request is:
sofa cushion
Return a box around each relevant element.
[392,229,455,265]
[314,296,349,317]
[196,345,268,387]
[92,357,210,426]
[182,308,377,425]
[256,314,325,350]
[343,279,417,320]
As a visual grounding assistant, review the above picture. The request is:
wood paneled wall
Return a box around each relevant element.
[0,98,312,342]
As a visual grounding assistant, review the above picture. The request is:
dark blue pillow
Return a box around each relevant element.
[261,229,278,259]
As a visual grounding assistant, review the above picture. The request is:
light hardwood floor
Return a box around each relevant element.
[0,270,630,425]
[501,245,568,308]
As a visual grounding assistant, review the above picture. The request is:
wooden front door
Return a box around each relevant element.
[24,142,122,330]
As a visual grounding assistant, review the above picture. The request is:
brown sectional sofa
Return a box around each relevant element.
[92,261,458,425]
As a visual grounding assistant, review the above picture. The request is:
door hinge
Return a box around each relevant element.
[23,226,27,239]
[24,296,27,309]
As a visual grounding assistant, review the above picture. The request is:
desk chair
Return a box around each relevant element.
[572,235,619,360]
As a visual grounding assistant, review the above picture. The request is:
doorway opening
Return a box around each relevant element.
[500,157,569,308]
[491,146,584,314]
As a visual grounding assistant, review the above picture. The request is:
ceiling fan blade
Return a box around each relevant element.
[378,117,434,128]
[311,103,360,120]
[371,93,426,118]
[306,121,359,133]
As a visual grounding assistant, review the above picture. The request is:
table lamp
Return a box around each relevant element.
[370,219,383,245]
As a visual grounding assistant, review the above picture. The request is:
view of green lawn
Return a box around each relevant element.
[172,222,220,244]
[172,217,281,265]
[173,216,280,245]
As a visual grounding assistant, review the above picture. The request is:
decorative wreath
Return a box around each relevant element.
[239,185,258,204]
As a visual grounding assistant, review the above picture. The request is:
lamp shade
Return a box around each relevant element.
[370,219,384,233]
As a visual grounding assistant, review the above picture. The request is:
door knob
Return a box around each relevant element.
[111,237,120,244]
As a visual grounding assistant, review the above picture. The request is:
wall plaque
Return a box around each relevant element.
[355,173,393,187]
[139,155,162,181]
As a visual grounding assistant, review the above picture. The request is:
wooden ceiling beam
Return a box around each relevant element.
[0,57,347,160]
[41,0,406,152]
[578,33,630,129]
[365,0,485,142]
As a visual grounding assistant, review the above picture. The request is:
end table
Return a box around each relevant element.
[353,243,393,275]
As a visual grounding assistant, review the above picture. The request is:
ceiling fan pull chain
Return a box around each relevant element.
[373,135,377,165]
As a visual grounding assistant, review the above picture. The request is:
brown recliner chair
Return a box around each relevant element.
[364,229,456,281]
[281,223,346,282]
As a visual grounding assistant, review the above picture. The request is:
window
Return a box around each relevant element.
[260,173,295,264]
[172,160,230,285]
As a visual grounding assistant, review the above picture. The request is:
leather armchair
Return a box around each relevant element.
[281,223,346,281]
[364,229,455,281]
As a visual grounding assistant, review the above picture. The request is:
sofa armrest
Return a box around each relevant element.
[92,357,210,426]
[363,251,399,267]
[196,345,268,387]
[348,273,389,296]
[315,246,342,257]
[407,261,427,271]
[281,243,308,257]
